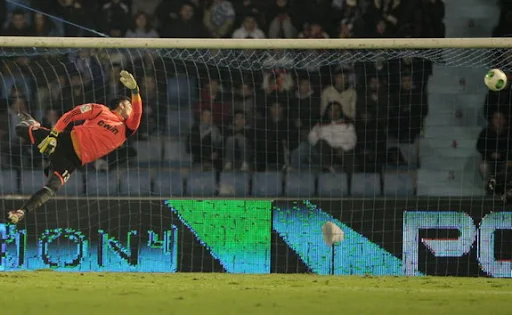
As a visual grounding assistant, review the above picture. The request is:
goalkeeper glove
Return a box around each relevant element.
[119,70,139,93]
[38,129,59,156]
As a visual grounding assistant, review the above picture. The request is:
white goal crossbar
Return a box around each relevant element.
[0,36,511,49]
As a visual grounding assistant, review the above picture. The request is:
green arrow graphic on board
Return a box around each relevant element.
[165,200,271,273]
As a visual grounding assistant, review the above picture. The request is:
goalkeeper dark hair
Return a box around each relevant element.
[109,96,131,110]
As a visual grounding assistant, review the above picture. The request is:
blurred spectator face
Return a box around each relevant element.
[10,86,24,99]
[109,65,122,81]
[276,0,287,7]
[110,28,123,37]
[334,73,346,89]
[298,79,311,95]
[10,98,26,113]
[376,20,387,34]
[369,77,380,92]
[142,76,156,92]
[208,80,220,95]
[34,13,45,28]
[201,109,213,124]
[70,75,82,88]
[12,13,26,30]
[310,23,323,37]
[269,102,284,121]
[233,112,246,130]
[45,109,59,124]
[180,4,195,21]
[339,23,353,38]
[328,103,342,121]
[78,48,91,58]
[243,16,257,31]
[239,83,253,97]
[491,112,506,131]
[400,75,413,90]
[135,13,148,29]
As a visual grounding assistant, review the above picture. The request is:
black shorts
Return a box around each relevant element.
[29,127,82,183]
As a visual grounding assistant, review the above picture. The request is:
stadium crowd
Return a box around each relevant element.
[0,0,445,174]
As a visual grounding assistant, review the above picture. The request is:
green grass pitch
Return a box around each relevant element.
[1,272,511,314]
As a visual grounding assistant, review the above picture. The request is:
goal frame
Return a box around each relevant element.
[1,36,511,49]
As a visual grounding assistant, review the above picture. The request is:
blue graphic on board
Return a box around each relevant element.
[272,201,404,275]
[0,224,178,272]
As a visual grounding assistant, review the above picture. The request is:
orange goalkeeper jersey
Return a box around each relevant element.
[53,93,142,165]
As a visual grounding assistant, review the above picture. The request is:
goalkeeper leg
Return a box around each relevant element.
[8,114,80,223]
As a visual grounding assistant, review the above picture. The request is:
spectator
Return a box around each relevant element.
[232,14,265,39]
[131,0,160,16]
[369,19,392,38]
[188,108,223,171]
[421,0,445,38]
[298,21,329,38]
[232,81,257,126]
[308,101,357,173]
[337,20,354,38]
[41,107,61,130]
[125,11,159,38]
[3,9,30,36]
[55,0,90,37]
[204,0,236,38]
[355,106,387,172]
[253,98,291,171]
[102,63,126,104]
[388,72,428,143]
[67,49,104,91]
[268,0,298,39]
[196,78,230,126]
[162,2,207,38]
[233,0,262,29]
[358,76,388,120]
[338,0,361,28]
[30,12,60,36]
[61,72,93,112]
[138,75,165,136]
[291,77,321,133]
[224,110,252,171]
[321,71,357,120]
[102,0,130,36]
[477,111,511,180]
[366,0,401,31]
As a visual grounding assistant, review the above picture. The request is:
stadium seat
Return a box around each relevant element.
[351,173,382,197]
[19,170,85,196]
[186,171,217,196]
[252,172,283,197]
[0,170,19,195]
[167,75,198,108]
[383,173,415,197]
[19,170,50,195]
[166,109,195,137]
[119,169,152,196]
[317,173,349,198]
[59,172,85,196]
[284,172,316,197]
[86,170,119,196]
[132,139,163,163]
[162,138,193,168]
[153,171,185,197]
[218,172,250,197]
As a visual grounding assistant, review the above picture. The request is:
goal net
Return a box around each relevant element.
[0,37,510,277]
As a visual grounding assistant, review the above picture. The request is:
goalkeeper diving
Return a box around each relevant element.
[6,71,142,224]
